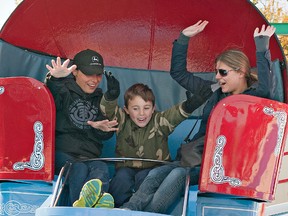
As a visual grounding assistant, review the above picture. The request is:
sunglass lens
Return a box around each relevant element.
[216,69,228,76]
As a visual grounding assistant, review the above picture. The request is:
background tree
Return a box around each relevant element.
[251,0,288,61]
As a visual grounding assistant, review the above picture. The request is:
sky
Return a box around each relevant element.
[0,0,288,30]
[0,0,17,29]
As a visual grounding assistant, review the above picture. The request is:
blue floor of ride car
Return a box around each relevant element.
[36,207,172,216]
[0,180,54,216]
[196,193,265,216]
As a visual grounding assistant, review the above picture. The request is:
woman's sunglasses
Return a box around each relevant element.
[215,69,237,77]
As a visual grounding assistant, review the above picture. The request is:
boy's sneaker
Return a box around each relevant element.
[93,192,114,208]
[73,179,102,207]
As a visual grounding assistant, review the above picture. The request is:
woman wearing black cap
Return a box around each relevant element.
[45,49,119,208]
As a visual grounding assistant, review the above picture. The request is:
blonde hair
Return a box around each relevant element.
[215,49,258,87]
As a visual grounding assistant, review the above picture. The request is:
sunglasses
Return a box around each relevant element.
[215,69,237,77]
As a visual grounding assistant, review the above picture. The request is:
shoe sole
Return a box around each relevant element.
[94,192,114,208]
[73,179,102,207]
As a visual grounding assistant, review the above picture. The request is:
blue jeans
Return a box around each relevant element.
[122,164,186,213]
[55,151,110,206]
[122,163,200,214]
[109,167,152,207]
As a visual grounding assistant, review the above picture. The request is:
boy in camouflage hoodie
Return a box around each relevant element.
[99,72,210,207]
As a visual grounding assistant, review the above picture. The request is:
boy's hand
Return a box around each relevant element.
[104,71,120,100]
[182,91,209,113]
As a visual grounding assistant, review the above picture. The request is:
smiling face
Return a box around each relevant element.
[215,61,248,95]
[72,69,103,94]
[124,95,155,127]
[214,49,252,95]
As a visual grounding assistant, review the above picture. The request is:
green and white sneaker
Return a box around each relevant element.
[94,192,114,208]
[73,179,102,207]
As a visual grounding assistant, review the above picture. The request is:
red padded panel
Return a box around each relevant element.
[199,95,288,201]
[0,77,55,181]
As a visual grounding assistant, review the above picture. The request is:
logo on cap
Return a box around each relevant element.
[92,56,99,62]
[90,56,102,66]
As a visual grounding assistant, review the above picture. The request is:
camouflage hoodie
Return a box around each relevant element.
[100,97,191,169]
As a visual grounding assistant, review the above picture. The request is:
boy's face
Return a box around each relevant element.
[73,69,103,94]
[124,95,155,128]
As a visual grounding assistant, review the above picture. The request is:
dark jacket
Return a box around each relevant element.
[170,34,273,141]
[46,76,113,158]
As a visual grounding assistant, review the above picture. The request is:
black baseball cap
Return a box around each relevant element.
[73,49,104,75]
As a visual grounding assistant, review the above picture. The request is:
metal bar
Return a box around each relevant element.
[78,157,175,164]
[50,162,72,207]
[50,165,66,207]
[54,162,72,206]
[182,168,190,216]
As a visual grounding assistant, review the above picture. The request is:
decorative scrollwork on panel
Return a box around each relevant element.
[210,135,242,187]
[13,121,45,171]
[0,86,4,94]
[263,107,287,156]
[0,200,38,215]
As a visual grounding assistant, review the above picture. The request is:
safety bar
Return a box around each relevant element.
[50,157,191,216]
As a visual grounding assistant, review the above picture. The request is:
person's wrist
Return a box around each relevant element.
[254,35,269,52]
[177,33,190,45]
